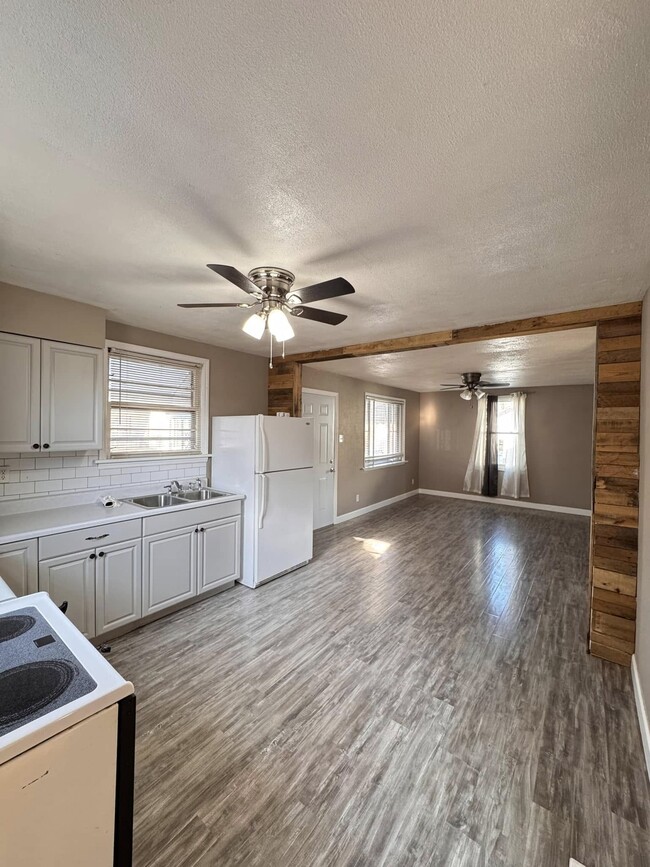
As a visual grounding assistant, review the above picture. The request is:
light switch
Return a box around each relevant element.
[338,434,344,443]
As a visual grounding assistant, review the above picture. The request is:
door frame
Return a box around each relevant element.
[302,387,339,525]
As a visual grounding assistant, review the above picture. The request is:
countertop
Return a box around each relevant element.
[0,491,244,546]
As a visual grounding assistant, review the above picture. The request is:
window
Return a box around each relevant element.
[364,394,405,469]
[107,344,208,457]
[496,396,516,469]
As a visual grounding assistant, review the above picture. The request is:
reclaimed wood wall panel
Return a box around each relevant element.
[590,313,642,666]
[268,361,303,416]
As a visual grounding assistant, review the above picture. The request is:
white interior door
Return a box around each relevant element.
[302,391,336,529]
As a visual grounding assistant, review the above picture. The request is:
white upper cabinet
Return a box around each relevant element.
[0,333,40,451]
[0,332,103,452]
[40,340,103,451]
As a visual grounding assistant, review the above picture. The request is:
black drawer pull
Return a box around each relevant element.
[85,534,109,540]
[98,551,105,558]
[89,553,96,560]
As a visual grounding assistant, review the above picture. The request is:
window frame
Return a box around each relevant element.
[103,340,210,460]
[363,392,407,470]
[495,394,516,470]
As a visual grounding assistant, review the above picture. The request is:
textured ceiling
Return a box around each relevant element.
[306,328,597,392]
[1,1,649,356]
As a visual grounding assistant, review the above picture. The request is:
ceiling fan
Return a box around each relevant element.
[178,265,354,347]
[440,372,511,400]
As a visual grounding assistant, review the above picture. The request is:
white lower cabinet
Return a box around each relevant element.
[95,539,142,635]
[142,526,197,616]
[0,538,38,597]
[39,550,96,638]
[199,516,241,592]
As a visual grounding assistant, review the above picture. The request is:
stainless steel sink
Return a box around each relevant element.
[125,493,188,509]
[178,489,227,501]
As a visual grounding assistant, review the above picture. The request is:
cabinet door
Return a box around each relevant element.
[198,516,241,592]
[0,332,40,451]
[142,527,197,616]
[39,551,96,637]
[40,341,104,451]
[95,539,142,635]
[0,539,38,597]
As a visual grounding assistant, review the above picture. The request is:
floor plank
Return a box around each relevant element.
[109,495,650,866]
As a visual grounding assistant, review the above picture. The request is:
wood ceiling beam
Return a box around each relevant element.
[280,300,642,364]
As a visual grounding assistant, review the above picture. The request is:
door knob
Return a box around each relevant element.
[329,467,335,473]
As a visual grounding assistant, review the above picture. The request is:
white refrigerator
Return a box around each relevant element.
[211,415,314,588]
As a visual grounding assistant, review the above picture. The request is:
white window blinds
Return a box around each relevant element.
[108,347,203,456]
[364,394,406,468]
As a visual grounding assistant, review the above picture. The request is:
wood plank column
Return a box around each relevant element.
[590,314,641,666]
[268,361,302,416]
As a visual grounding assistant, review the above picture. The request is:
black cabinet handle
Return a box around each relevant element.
[199,527,205,532]
[32,443,39,449]
[42,443,50,449]
[89,553,96,560]
[194,528,199,533]
[98,551,105,557]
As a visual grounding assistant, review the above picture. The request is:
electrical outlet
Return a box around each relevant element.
[411,478,415,485]
[0,469,5,482]
[355,494,360,503]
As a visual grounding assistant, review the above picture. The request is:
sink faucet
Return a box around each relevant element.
[170,480,183,494]
[190,478,203,491]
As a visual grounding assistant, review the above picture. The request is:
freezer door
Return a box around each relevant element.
[255,468,313,584]
[256,416,313,473]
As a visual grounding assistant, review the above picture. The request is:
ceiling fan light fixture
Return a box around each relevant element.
[267,308,295,341]
[474,387,486,399]
[460,388,473,401]
[242,312,266,340]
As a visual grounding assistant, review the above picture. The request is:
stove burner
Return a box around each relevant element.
[0,614,36,644]
[0,660,75,727]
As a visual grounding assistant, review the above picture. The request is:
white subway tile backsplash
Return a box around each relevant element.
[34,479,64,493]
[36,457,63,468]
[63,457,89,467]
[63,477,87,490]
[49,468,76,480]
[75,467,100,478]
[5,482,35,495]
[0,450,209,504]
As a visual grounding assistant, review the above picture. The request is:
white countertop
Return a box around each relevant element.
[0,491,244,545]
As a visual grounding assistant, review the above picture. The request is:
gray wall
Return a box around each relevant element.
[0,281,107,348]
[419,385,594,510]
[636,289,650,738]
[303,366,420,517]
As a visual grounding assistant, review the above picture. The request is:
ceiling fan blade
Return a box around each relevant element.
[440,384,463,388]
[479,381,511,388]
[288,277,354,305]
[206,264,260,295]
[290,306,347,325]
[177,302,251,308]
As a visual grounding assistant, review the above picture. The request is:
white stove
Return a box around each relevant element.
[0,592,133,765]
[0,591,136,866]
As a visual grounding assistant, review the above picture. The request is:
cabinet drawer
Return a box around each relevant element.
[39,518,142,560]
[143,500,241,536]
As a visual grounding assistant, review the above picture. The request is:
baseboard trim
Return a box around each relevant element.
[334,490,418,524]
[632,654,650,782]
[418,488,591,517]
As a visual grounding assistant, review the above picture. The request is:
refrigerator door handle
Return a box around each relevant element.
[258,473,268,529]
[258,417,268,474]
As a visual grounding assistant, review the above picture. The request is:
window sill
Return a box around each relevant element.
[362,460,408,471]
[95,454,212,467]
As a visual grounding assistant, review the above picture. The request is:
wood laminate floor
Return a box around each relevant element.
[110,495,650,867]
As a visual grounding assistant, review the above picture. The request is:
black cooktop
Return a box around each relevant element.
[0,607,97,737]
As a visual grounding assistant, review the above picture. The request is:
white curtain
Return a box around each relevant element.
[500,392,530,499]
[463,398,488,494]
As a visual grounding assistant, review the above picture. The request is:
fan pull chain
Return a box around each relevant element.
[282,340,286,359]
[269,329,273,369]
